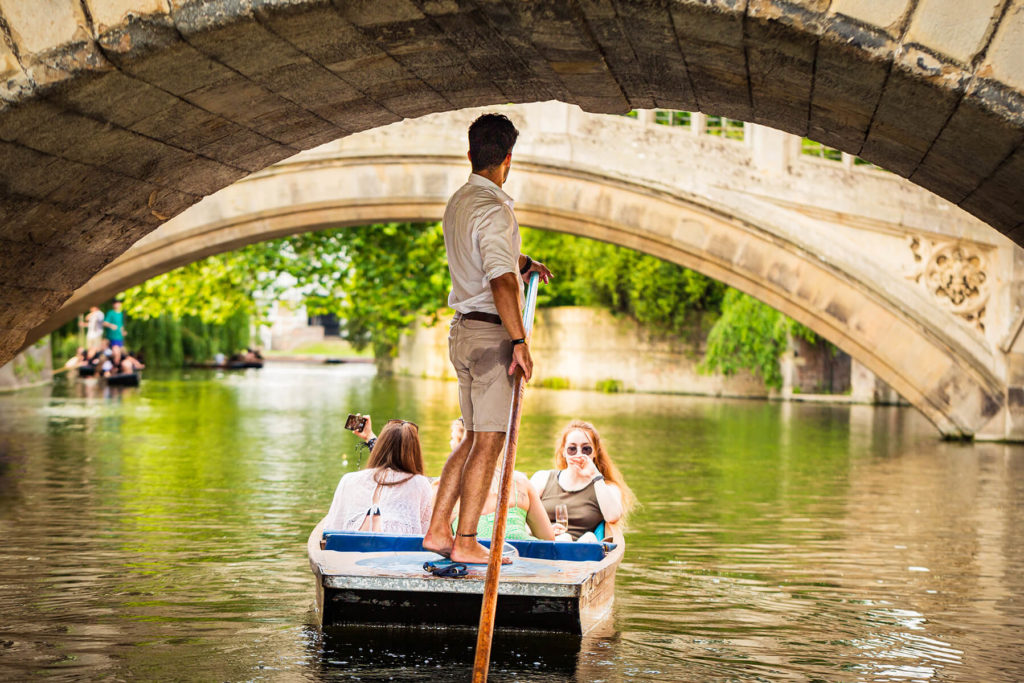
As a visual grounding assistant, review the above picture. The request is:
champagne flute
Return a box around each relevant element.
[555,504,569,534]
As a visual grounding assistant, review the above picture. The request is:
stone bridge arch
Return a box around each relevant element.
[23,118,1005,439]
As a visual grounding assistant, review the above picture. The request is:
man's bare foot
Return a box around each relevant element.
[450,537,513,565]
[422,530,454,558]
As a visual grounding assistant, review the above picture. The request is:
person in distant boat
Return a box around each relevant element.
[423,113,552,565]
[530,420,636,542]
[451,465,558,542]
[103,300,126,362]
[118,353,145,375]
[81,305,105,353]
[322,415,433,539]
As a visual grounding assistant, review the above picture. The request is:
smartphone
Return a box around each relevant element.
[345,413,367,432]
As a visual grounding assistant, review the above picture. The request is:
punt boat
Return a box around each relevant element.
[105,372,140,387]
[307,521,624,635]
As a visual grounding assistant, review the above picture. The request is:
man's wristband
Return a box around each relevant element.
[519,256,532,275]
[510,338,526,346]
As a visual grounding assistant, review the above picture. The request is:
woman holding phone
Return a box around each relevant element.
[530,420,635,541]
[322,415,432,535]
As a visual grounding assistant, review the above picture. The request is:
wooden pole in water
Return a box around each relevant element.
[471,272,540,683]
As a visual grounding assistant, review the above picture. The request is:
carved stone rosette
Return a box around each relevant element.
[906,237,989,333]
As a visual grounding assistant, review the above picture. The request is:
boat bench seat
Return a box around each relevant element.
[322,531,606,562]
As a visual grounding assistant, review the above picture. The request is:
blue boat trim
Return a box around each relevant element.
[322,531,606,562]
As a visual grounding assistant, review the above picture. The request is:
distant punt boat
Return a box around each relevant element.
[189,361,264,370]
[307,522,624,635]
[105,372,140,387]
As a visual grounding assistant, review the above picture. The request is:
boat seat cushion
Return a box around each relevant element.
[322,531,605,562]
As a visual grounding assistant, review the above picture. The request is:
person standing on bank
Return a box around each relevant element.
[423,113,552,565]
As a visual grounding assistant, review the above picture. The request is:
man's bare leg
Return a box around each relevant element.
[422,430,474,556]
[450,431,511,565]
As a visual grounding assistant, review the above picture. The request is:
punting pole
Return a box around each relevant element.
[471,271,540,683]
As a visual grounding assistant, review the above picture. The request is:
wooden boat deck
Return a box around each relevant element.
[308,523,623,634]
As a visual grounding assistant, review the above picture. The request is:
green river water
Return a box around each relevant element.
[0,363,1021,681]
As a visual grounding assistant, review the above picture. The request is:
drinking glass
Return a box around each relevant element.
[555,504,569,529]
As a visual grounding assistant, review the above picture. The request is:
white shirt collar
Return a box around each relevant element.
[468,172,514,205]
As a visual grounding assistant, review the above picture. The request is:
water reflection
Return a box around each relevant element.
[0,365,1021,680]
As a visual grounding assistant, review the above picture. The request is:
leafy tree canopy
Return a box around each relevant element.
[115,222,823,384]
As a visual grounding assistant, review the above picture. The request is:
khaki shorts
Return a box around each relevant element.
[448,316,514,432]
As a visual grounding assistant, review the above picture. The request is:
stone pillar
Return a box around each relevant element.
[849,358,904,404]
[637,109,655,125]
[841,152,855,170]
[690,112,707,135]
[750,124,795,174]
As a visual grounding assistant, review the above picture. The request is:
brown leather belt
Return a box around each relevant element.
[460,311,503,325]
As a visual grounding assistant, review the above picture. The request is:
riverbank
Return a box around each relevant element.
[0,339,51,393]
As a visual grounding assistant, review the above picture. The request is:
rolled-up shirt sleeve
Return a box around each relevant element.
[476,204,519,282]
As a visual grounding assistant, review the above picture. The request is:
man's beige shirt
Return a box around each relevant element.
[443,173,523,315]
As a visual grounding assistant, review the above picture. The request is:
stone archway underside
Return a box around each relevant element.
[1,0,1024,368]
[27,156,1003,439]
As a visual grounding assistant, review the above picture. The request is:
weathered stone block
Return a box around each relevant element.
[335,2,505,111]
[172,0,357,135]
[0,195,105,247]
[0,286,74,329]
[911,98,1024,204]
[829,0,909,32]
[0,238,116,291]
[669,0,752,121]
[0,0,110,87]
[0,329,29,360]
[961,147,1024,234]
[0,31,31,101]
[249,1,436,122]
[0,140,83,199]
[49,69,176,130]
[906,0,1002,65]
[468,0,628,114]
[860,49,966,176]
[810,16,892,152]
[980,2,1024,94]
[745,2,822,135]
[85,0,172,32]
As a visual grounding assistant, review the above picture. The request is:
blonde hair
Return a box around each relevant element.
[367,420,424,486]
[554,420,636,517]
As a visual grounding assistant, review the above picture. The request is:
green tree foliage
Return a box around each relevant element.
[257,223,449,373]
[121,251,264,324]
[700,289,817,389]
[520,228,725,336]
[114,223,447,373]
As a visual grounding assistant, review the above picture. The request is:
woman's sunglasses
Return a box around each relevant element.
[565,444,593,456]
[387,419,419,430]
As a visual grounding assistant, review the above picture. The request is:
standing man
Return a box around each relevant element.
[103,300,126,365]
[81,305,105,354]
[423,113,551,564]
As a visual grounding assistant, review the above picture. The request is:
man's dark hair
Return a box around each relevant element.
[468,114,519,172]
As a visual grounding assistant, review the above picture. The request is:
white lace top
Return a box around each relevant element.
[322,468,433,535]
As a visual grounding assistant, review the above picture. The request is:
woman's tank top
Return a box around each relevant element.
[456,480,535,540]
[541,470,603,540]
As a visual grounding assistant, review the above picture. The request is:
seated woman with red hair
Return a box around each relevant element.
[530,420,635,542]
